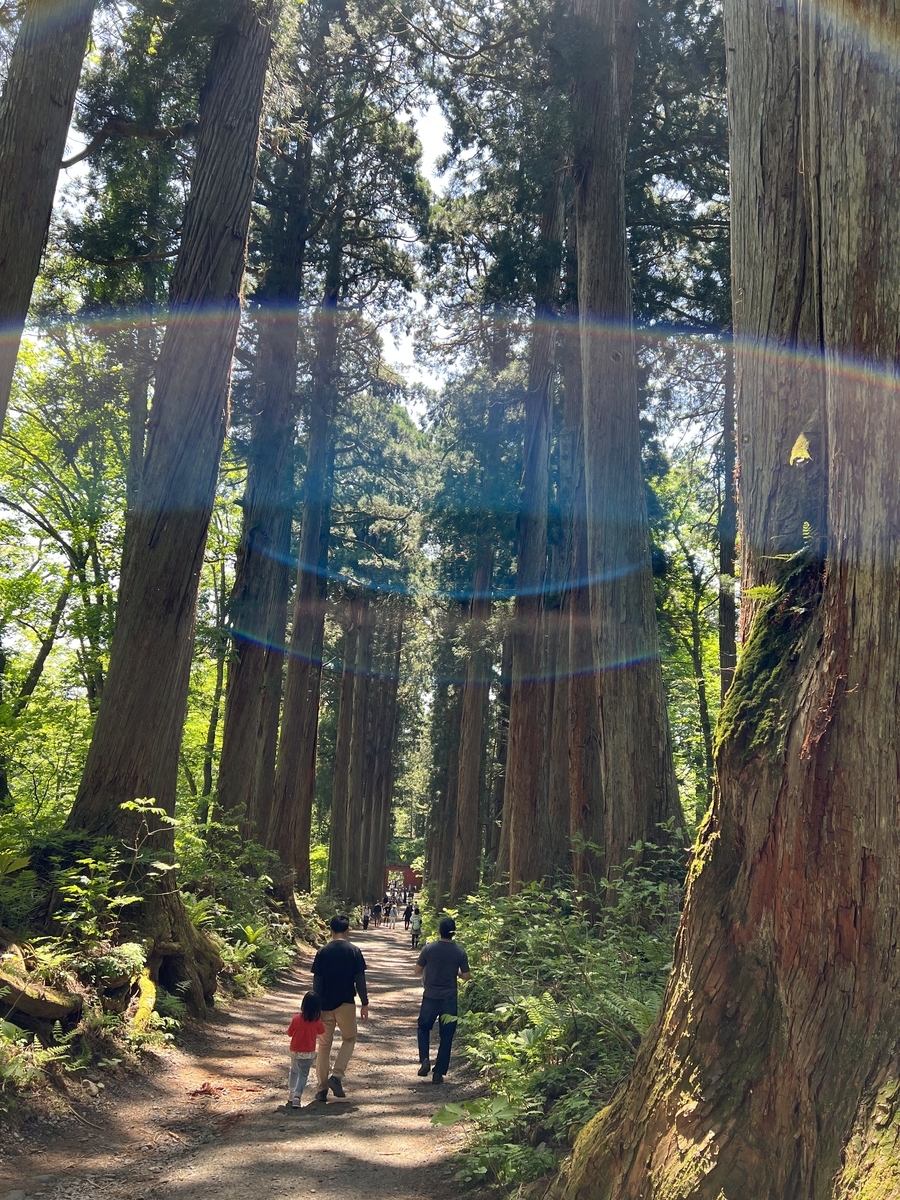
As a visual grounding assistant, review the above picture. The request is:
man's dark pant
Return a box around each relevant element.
[417,995,458,1076]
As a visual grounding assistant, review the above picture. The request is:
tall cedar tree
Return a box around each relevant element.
[64,0,276,1013]
[0,0,97,432]
[571,0,680,872]
[557,0,900,1195]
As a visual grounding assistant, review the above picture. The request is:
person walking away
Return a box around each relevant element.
[372,901,382,928]
[312,914,370,1101]
[415,916,470,1084]
[389,902,399,929]
[403,902,413,930]
[286,991,325,1108]
[410,906,422,949]
[361,904,371,931]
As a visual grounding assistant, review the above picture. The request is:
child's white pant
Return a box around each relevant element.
[289,1052,314,1099]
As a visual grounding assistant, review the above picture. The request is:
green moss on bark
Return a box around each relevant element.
[715,555,821,763]
[834,1078,900,1199]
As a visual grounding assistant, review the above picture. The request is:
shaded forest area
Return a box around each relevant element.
[2,0,900,1196]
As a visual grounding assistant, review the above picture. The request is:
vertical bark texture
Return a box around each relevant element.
[216,139,311,835]
[344,591,373,902]
[327,592,360,897]
[505,178,564,889]
[64,0,275,1012]
[450,540,494,902]
[556,2,900,1197]
[572,0,679,872]
[718,345,737,698]
[269,256,341,888]
[0,0,97,429]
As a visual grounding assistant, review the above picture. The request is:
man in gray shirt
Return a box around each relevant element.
[414,916,471,1084]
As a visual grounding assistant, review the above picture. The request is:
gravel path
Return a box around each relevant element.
[0,928,473,1200]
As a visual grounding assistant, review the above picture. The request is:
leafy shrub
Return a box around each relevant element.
[433,837,685,1189]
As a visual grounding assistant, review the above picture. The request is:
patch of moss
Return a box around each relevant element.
[715,555,822,764]
[834,1079,900,1199]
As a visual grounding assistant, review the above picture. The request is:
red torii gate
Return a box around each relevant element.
[384,864,422,891]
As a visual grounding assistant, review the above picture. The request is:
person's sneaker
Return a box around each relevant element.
[314,1088,328,1102]
[416,1061,431,1077]
[432,1073,444,1084]
[328,1074,346,1098]
[291,1096,301,1108]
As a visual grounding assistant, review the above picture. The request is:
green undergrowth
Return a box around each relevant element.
[434,839,685,1193]
[0,803,323,1110]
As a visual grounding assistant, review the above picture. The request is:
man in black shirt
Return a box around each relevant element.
[414,916,470,1084]
[311,914,369,1101]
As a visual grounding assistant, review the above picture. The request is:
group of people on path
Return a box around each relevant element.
[285,913,470,1108]
[361,896,423,947]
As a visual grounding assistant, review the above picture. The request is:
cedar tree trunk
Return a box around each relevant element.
[64,0,275,1014]
[572,0,680,873]
[0,0,97,430]
[216,137,311,835]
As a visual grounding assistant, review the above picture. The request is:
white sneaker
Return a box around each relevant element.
[291,1095,301,1108]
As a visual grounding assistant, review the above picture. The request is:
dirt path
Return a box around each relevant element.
[0,928,476,1200]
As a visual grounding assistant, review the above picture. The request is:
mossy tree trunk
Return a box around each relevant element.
[63,0,276,1016]
[556,0,900,1195]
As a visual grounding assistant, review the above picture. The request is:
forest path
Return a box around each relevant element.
[1,928,472,1200]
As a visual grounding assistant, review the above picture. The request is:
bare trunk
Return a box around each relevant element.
[505,177,564,889]
[64,0,275,1014]
[718,344,737,698]
[557,0,900,1196]
[199,560,229,806]
[450,540,494,902]
[216,141,310,835]
[363,603,403,901]
[327,593,360,898]
[344,591,373,903]
[269,253,341,888]
[0,0,97,429]
[572,0,680,874]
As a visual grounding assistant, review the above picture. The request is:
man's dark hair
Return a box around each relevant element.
[439,917,456,938]
[330,914,350,933]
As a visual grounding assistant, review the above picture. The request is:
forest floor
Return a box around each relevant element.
[0,928,478,1200]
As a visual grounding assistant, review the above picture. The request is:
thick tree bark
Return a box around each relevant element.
[556,1,900,1196]
[718,345,737,698]
[216,138,311,836]
[557,319,605,890]
[572,0,680,873]
[64,0,276,1014]
[0,0,97,431]
[505,177,564,889]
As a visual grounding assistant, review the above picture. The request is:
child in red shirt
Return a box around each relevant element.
[286,992,325,1107]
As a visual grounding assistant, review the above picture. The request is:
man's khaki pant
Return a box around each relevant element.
[316,1002,357,1089]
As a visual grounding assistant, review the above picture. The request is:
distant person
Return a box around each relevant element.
[286,991,325,1108]
[311,915,370,1101]
[372,901,382,928]
[415,916,470,1084]
[403,902,413,930]
[410,907,422,949]
[361,905,371,931]
[389,902,399,929]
